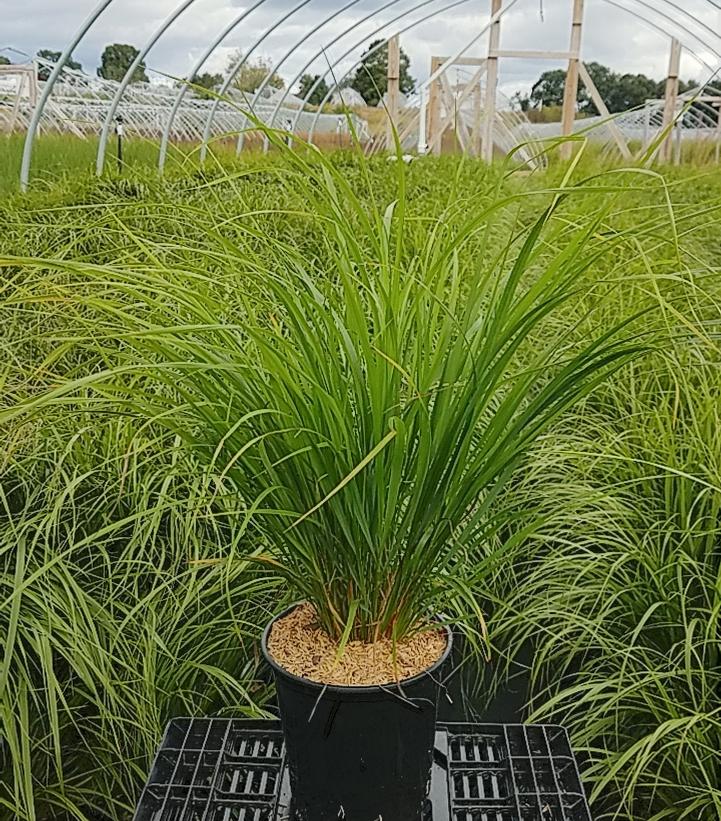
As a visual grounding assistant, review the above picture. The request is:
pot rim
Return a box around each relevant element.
[261,602,453,694]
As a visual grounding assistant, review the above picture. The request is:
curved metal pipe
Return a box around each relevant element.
[621,0,721,61]
[20,0,115,190]
[96,0,197,175]
[158,0,268,172]
[306,0,480,144]
[198,0,313,164]
[261,0,410,153]
[19,0,721,187]
[605,0,720,68]
[289,0,445,141]
[303,0,715,148]
[235,0,367,155]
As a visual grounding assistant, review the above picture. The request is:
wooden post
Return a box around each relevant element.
[482,0,502,163]
[660,38,681,163]
[578,62,630,159]
[386,35,401,150]
[29,65,38,108]
[425,65,486,156]
[428,56,443,155]
[472,81,483,155]
[560,0,584,160]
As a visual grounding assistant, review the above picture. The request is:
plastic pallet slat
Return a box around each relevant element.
[134,719,592,821]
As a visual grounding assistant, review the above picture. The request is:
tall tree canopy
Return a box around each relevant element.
[36,49,82,80]
[350,39,415,107]
[0,56,10,66]
[297,73,329,106]
[97,44,148,83]
[529,61,693,115]
[190,71,223,99]
[225,51,284,94]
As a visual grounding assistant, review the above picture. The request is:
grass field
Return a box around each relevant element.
[0,132,362,195]
[1,136,720,820]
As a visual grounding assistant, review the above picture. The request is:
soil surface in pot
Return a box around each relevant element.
[268,603,447,686]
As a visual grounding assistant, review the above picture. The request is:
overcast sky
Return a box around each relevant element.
[3,0,721,98]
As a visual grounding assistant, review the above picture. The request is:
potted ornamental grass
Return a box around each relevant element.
[3,142,645,819]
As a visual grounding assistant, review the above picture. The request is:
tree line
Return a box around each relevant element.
[5,40,415,108]
[515,61,694,116]
[9,46,686,119]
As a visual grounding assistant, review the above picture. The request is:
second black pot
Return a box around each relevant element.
[261,605,453,821]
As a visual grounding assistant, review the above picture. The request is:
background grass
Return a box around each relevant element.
[1,142,720,820]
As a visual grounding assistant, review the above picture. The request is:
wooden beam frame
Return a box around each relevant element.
[578,62,631,159]
[491,49,574,60]
[426,64,486,155]
[482,0,502,163]
[424,0,644,165]
[427,56,444,155]
[440,73,471,151]
[560,0,584,160]
[433,56,487,66]
[660,38,681,163]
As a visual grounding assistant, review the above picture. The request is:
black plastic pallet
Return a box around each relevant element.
[134,718,592,821]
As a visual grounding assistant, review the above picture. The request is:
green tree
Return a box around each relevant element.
[581,64,657,114]
[190,71,223,99]
[36,49,82,81]
[297,73,329,106]
[0,56,11,67]
[511,91,531,112]
[529,69,567,109]
[529,61,692,118]
[225,51,284,94]
[350,39,415,107]
[577,61,615,112]
[656,78,694,97]
[97,44,148,83]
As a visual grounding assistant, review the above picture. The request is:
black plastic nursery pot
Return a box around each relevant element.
[261,604,453,821]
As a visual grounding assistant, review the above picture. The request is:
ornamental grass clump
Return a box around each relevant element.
[1,142,648,654]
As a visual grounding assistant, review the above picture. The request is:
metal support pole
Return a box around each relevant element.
[20,0,115,190]
[96,0,196,176]
[115,116,124,172]
[660,38,681,163]
[560,0,584,160]
[386,34,401,150]
[482,0,502,163]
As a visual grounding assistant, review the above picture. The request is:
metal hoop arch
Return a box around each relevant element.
[156,0,269,173]
[18,0,721,189]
